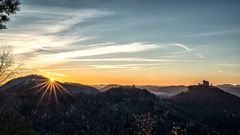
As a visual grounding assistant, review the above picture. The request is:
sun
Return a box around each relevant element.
[27,77,73,106]
[50,78,55,83]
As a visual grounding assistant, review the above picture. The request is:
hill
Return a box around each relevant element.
[0,75,99,94]
[0,79,240,135]
[171,82,240,135]
[93,84,188,98]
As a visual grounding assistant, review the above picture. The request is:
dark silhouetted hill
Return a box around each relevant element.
[0,75,99,94]
[0,78,240,135]
[99,84,121,91]
[171,84,240,135]
[93,84,188,98]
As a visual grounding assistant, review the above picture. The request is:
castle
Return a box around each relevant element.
[197,80,214,88]
[187,80,214,92]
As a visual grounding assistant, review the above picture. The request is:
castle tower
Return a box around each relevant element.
[202,80,209,87]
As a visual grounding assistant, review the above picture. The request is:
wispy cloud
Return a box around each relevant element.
[212,66,225,73]
[68,58,205,63]
[173,43,206,60]
[15,5,114,33]
[186,28,240,37]
[46,72,66,77]
[195,53,206,59]
[0,5,113,55]
[174,43,191,52]
[39,42,161,61]
[0,5,210,72]
[12,41,208,70]
[93,64,141,70]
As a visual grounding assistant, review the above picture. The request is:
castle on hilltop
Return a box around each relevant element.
[189,80,214,90]
[199,80,210,87]
[196,80,215,88]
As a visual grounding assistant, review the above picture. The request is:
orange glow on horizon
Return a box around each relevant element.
[22,69,240,86]
[41,73,240,86]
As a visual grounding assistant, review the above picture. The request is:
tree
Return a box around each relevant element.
[0,45,21,85]
[0,0,21,30]
[0,107,34,135]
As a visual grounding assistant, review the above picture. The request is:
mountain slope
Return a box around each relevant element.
[0,75,99,94]
[171,85,240,135]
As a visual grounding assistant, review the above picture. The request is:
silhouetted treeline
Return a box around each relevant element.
[0,83,240,135]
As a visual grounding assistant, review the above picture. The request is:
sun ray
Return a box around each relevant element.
[25,81,48,94]
[37,83,51,105]
[33,82,49,97]
[28,77,72,106]
[48,83,53,103]
[30,81,48,89]
[53,85,59,105]
[54,82,68,101]
[55,83,73,96]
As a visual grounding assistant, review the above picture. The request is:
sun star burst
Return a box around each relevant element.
[28,77,72,105]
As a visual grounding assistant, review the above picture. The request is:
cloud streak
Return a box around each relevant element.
[40,42,161,61]
[0,5,113,55]
[186,28,240,37]
[46,72,66,77]
[174,43,191,52]
[173,43,206,60]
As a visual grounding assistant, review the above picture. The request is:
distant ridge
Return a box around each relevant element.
[93,83,240,98]
[0,74,99,94]
[217,84,240,97]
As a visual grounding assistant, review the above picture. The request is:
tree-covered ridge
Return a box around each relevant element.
[0,79,240,135]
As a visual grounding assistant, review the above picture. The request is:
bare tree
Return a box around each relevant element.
[0,45,21,85]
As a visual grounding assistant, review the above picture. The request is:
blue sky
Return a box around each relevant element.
[0,0,240,85]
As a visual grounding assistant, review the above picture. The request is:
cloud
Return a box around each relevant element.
[46,72,66,77]
[13,5,114,34]
[186,28,240,37]
[0,5,209,73]
[12,41,207,70]
[93,64,141,70]
[40,42,161,61]
[214,64,240,68]
[0,5,113,55]
[68,58,205,63]
[195,53,206,59]
[174,43,191,52]
[212,66,225,73]
[22,0,114,9]
[173,43,206,60]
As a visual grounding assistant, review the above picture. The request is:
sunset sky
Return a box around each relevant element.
[0,0,240,85]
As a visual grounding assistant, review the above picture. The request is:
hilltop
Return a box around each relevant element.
[0,74,99,95]
[171,81,240,134]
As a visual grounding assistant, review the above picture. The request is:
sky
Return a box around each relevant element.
[0,0,240,85]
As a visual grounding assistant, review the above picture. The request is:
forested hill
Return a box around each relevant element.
[171,85,240,135]
[0,78,240,135]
